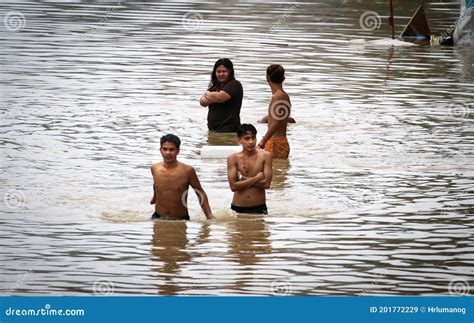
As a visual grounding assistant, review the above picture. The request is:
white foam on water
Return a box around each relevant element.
[101,210,149,223]
[367,38,416,46]
[193,207,235,223]
[200,145,241,159]
[348,38,416,47]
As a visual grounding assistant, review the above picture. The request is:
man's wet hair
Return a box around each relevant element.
[267,64,285,84]
[160,134,181,149]
[237,124,257,138]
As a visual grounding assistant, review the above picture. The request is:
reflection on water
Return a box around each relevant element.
[1,0,473,295]
[271,159,290,190]
[152,221,189,296]
[227,215,272,293]
[206,131,240,146]
[228,215,272,266]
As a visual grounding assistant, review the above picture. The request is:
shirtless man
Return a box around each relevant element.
[150,134,213,220]
[227,124,272,214]
[257,64,291,159]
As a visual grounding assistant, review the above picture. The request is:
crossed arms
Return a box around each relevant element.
[227,153,272,192]
[199,90,231,107]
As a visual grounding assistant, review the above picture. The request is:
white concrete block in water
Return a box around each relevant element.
[200,145,241,159]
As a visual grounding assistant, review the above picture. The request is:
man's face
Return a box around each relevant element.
[216,65,230,83]
[160,141,179,163]
[238,131,257,152]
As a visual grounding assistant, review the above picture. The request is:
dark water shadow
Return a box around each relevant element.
[151,220,189,295]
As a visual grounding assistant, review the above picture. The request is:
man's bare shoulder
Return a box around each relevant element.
[258,150,272,159]
[176,162,194,173]
[227,152,241,162]
[272,90,290,101]
[151,162,163,171]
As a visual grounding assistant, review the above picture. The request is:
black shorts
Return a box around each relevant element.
[151,212,190,221]
[231,203,268,215]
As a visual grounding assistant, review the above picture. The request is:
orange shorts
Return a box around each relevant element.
[264,136,290,159]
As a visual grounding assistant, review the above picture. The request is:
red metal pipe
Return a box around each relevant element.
[389,0,395,39]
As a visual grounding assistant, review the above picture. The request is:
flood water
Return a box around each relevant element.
[1,0,473,295]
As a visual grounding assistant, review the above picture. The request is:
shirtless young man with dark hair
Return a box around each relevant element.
[227,124,273,214]
[258,64,292,159]
[150,134,213,220]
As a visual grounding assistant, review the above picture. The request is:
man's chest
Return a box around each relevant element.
[237,158,264,177]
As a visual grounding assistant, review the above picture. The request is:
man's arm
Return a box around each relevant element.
[189,167,213,220]
[257,115,269,123]
[253,153,273,189]
[227,155,264,191]
[150,167,156,204]
[150,185,156,204]
[259,119,281,148]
